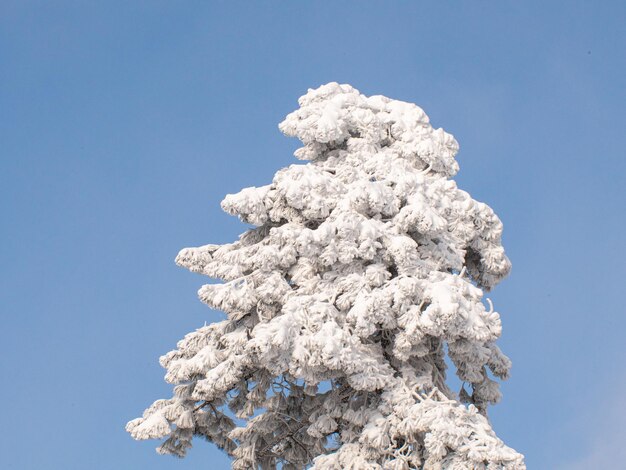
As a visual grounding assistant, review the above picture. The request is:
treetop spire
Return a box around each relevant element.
[279,82,459,177]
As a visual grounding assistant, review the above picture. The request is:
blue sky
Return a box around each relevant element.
[1,1,624,468]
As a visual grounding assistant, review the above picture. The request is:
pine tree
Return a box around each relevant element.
[127,83,525,469]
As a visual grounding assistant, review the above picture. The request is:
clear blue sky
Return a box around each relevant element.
[1,1,624,469]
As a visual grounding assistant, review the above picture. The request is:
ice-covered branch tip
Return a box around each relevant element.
[128,83,523,469]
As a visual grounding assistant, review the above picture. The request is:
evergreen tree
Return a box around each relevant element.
[127,83,525,469]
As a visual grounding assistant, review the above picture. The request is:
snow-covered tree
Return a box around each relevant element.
[127,83,525,469]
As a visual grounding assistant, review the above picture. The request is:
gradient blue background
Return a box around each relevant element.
[2,1,624,469]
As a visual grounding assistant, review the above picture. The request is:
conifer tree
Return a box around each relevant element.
[127,83,525,469]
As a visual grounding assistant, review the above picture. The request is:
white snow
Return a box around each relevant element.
[128,83,524,469]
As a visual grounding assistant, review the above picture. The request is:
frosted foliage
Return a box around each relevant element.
[127,83,524,469]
